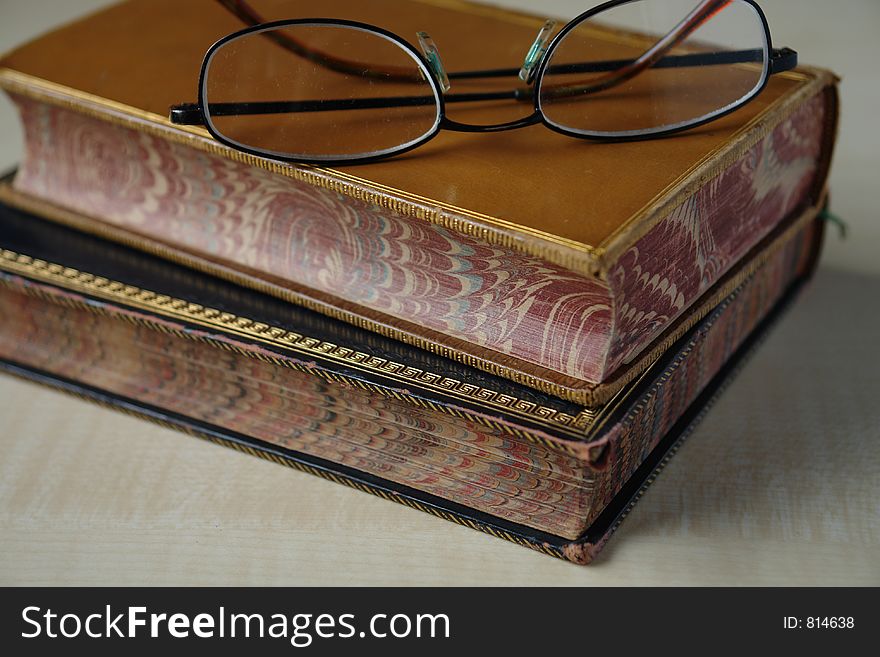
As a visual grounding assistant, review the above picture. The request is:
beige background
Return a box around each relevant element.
[0,1,878,585]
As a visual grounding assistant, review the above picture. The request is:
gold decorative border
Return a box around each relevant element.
[0,248,602,448]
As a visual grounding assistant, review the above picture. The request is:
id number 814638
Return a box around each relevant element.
[783,617,855,629]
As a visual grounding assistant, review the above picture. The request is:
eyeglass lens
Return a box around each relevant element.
[203,24,441,161]
[539,0,769,136]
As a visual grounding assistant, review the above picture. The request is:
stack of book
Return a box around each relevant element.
[0,0,838,563]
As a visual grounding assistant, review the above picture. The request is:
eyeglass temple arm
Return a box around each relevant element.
[450,46,794,81]
[170,90,516,126]
[169,45,794,126]
[214,0,423,82]
[541,0,732,98]
[445,45,793,81]
[211,0,794,88]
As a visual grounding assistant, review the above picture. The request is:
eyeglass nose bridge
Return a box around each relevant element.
[519,19,557,84]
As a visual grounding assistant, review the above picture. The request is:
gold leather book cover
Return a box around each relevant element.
[0,189,823,562]
[0,0,839,405]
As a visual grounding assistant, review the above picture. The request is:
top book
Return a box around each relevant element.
[0,0,838,404]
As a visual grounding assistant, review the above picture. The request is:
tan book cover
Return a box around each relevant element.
[0,0,838,404]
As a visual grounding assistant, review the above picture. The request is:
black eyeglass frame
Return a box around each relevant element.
[171,0,797,166]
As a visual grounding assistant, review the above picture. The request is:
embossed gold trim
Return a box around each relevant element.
[0,248,603,451]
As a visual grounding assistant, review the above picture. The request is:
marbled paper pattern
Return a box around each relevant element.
[12,91,825,384]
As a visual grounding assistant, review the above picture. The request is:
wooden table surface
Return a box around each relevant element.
[1,267,877,585]
[1,0,878,586]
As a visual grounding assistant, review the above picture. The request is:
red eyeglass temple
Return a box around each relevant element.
[213,0,423,81]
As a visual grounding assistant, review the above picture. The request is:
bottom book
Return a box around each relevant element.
[0,193,823,563]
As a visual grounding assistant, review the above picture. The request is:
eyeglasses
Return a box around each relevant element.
[170,0,797,165]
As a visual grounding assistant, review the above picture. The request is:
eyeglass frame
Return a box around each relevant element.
[170,0,798,166]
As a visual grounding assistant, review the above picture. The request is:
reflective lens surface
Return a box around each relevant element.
[203,23,442,161]
[538,0,769,137]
